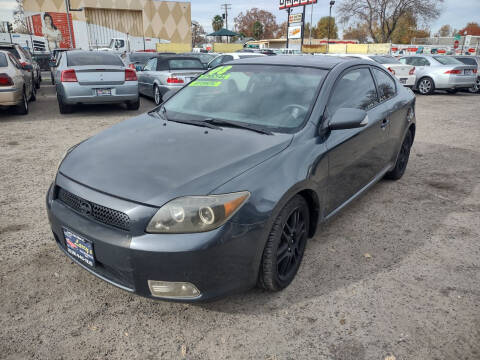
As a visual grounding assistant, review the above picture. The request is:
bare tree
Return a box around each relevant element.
[13,0,30,34]
[338,0,443,43]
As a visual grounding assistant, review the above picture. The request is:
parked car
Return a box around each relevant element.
[453,55,480,93]
[399,55,476,95]
[0,50,35,114]
[207,52,266,69]
[180,52,218,68]
[46,56,416,301]
[122,51,175,72]
[53,50,139,114]
[0,42,39,92]
[137,55,205,105]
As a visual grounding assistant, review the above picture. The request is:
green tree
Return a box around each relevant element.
[212,15,224,32]
[315,16,338,39]
[253,21,264,40]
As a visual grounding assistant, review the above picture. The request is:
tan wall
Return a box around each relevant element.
[156,43,191,53]
[23,0,191,43]
[213,43,243,53]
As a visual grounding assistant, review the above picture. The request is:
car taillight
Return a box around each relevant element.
[167,77,184,84]
[387,67,395,75]
[473,69,478,74]
[444,69,461,74]
[125,69,137,81]
[0,73,13,86]
[61,69,78,82]
[409,67,415,75]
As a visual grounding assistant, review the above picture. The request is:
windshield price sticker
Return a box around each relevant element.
[189,66,232,87]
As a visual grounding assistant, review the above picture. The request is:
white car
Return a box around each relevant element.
[338,54,416,87]
[207,52,266,69]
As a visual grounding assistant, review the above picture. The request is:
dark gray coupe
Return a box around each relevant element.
[46,56,416,301]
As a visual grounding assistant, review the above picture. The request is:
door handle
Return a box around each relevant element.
[381,118,390,129]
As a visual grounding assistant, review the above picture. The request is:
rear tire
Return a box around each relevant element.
[258,195,310,291]
[417,77,434,95]
[385,130,413,180]
[51,74,55,85]
[126,98,140,110]
[57,94,72,114]
[35,77,40,89]
[153,85,162,105]
[16,89,28,115]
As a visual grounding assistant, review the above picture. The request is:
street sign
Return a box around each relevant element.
[289,13,303,23]
[280,0,317,10]
[454,34,461,41]
[288,25,302,39]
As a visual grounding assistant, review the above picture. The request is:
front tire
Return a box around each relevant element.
[258,195,310,291]
[417,77,434,95]
[468,78,480,93]
[153,85,162,105]
[385,130,413,180]
[30,83,36,102]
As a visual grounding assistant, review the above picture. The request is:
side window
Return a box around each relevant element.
[420,58,430,66]
[8,54,21,69]
[144,58,156,71]
[208,56,223,68]
[222,55,234,63]
[327,68,378,116]
[372,68,396,102]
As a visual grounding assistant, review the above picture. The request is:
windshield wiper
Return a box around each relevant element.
[148,106,221,130]
[203,118,273,135]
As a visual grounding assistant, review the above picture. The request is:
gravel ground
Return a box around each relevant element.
[0,80,479,360]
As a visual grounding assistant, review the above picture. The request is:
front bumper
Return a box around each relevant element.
[45,176,266,302]
[59,82,139,105]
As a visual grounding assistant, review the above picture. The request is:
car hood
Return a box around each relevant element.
[59,114,293,207]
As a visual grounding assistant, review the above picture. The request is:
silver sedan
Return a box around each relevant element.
[137,56,205,105]
[54,51,139,114]
[399,55,476,95]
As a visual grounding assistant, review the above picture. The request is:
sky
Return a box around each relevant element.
[1,0,479,36]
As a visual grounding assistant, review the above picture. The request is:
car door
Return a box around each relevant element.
[138,57,156,95]
[324,66,391,215]
[371,66,405,165]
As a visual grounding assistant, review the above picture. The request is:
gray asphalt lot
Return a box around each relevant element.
[0,79,479,360]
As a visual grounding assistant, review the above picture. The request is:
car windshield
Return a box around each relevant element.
[433,56,463,65]
[168,59,203,69]
[0,53,7,67]
[456,57,477,66]
[0,46,20,59]
[129,53,156,64]
[369,55,400,64]
[67,52,124,66]
[163,65,326,132]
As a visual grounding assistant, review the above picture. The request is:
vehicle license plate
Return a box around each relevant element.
[63,228,95,267]
[400,78,407,84]
[96,88,112,96]
[464,69,472,75]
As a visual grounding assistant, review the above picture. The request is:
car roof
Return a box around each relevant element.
[229,55,363,69]
[0,42,17,48]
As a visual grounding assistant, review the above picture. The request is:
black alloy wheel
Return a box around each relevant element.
[385,130,413,180]
[259,195,310,291]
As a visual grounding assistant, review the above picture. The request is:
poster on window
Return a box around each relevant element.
[28,12,76,50]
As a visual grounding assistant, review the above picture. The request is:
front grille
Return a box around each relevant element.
[57,188,130,231]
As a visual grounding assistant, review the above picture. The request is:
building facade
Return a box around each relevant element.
[23,0,191,50]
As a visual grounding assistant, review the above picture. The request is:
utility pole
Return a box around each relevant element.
[286,7,291,49]
[300,5,306,52]
[327,1,335,53]
[309,2,314,45]
[221,4,231,30]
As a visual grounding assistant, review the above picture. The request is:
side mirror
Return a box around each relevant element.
[329,108,368,130]
[135,64,143,72]
[162,90,175,102]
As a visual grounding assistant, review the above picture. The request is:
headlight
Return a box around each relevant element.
[146,191,250,233]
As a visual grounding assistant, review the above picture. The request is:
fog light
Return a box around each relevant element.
[148,280,201,299]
